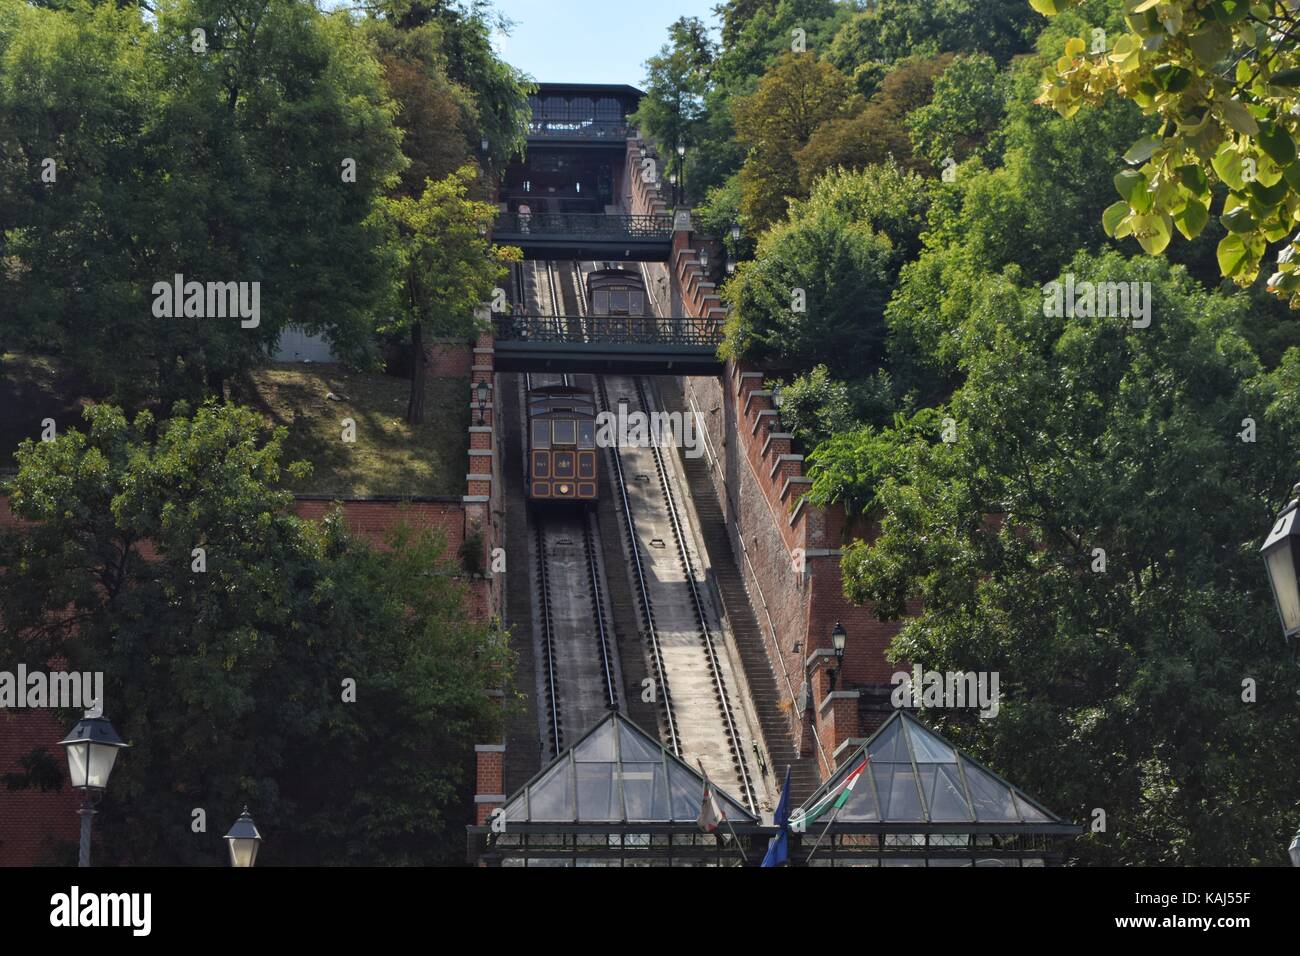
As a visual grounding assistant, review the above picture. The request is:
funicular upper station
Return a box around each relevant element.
[471,84,1081,866]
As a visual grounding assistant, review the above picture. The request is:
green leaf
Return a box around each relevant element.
[1174,197,1209,240]
[1102,201,1131,237]
[1220,98,1259,135]
[1221,205,1257,233]
[1133,213,1172,255]
[1247,178,1288,208]
[1259,121,1296,167]
[1212,144,1248,191]
[1123,135,1161,165]
[1212,0,1252,25]
[1152,63,1192,93]
[1176,163,1209,194]
[1115,168,1146,201]
[1217,233,1250,275]
[1029,0,1063,13]
[1187,24,1233,63]
[1132,0,1162,11]
[1269,67,1300,88]
[1284,162,1300,192]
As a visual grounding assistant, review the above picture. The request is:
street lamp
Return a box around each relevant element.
[224,807,262,868]
[59,709,129,867]
[731,222,741,243]
[829,622,847,691]
[832,622,847,663]
[1260,483,1300,652]
[476,380,490,426]
[699,249,709,273]
[772,384,785,411]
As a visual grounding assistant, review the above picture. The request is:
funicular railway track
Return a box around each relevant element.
[517,261,761,814]
[525,370,618,758]
[593,373,760,814]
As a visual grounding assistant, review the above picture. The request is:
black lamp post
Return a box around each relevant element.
[224,807,262,868]
[1260,483,1300,656]
[829,622,847,691]
[59,709,129,868]
[476,380,490,426]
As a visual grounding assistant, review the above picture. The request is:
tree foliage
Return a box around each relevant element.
[0,402,512,865]
[831,251,1300,864]
[732,52,855,230]
[377,165,518,424]
[1037,0,1300,306]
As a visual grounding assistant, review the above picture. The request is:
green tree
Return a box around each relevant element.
[833,251,1300,864]
[732,51,854,230]
[378,165,518,424]
[0,0,406,407]
[633,16,715,176]
[722,195,895,374]
[0,402,512,865]
[795,54,953,189]
[905,53,1009,171]
[1037,0,1300,306]
[826,0,1040,69]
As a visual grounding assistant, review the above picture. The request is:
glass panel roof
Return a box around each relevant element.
[500,712,758,824]
[798,711,1065,829]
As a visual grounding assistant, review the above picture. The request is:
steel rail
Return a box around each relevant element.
[594,376,681,757]
[632,377,758,815]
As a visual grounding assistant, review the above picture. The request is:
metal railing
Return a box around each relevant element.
[493,314,723,348]
[528,120,630,140]
[492,212,674,240]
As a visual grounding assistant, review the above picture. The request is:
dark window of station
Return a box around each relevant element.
[553,420,577,445]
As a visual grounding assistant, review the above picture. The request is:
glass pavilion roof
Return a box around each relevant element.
[502,712,758,825]
[800,711,1066,827]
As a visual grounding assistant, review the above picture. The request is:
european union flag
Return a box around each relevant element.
[762,766,792,867]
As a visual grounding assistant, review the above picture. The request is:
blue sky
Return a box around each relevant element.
[489,0,721,87]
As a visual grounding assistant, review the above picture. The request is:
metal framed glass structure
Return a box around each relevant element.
[793,711,1080,866]
[470,713,760,867]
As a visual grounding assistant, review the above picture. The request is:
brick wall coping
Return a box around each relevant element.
[294,494,462,504]
[806,648,839,668]
[474,744,507,753]
[462,495,490,504]
[819,689,861,714]
[833,737,869,761]
[474,794,507,803]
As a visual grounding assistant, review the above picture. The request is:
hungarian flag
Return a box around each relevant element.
[802,754,869,826]
[696,764,726,834]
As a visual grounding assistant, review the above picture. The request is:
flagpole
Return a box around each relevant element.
[804,755,870,865]
[698,760,750,867]
[721,814,749,867]
[803,799,844,865]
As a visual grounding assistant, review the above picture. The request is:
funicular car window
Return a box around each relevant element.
[532,421,551,448]
[553,420,577,445]
[578,421,595,448]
